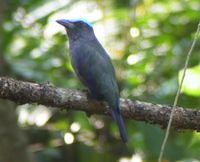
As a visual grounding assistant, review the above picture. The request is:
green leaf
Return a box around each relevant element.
[180,65,200,96]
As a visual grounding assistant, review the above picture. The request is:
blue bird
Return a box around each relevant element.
[56,18,128,143]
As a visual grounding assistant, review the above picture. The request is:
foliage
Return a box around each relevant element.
[1,0,200,161]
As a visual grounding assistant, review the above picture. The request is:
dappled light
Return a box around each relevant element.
[0,0,200,162]
[64,132,74,144]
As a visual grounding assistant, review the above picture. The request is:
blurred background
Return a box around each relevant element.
[0,0,200,162]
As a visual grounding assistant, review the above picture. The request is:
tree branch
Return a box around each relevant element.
[0,77,200,131]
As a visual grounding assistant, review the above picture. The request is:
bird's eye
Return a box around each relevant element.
[74,21,83,27]
[79,21,85,26]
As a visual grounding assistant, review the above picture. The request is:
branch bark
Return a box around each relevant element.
[0,77,200,131]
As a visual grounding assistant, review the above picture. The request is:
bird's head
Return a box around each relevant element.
[56,18,94,41]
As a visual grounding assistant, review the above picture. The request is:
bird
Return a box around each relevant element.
[56,18,128,143]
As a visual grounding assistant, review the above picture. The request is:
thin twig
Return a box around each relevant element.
[158,21,200,162]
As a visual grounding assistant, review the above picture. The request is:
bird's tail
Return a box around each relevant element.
[111,108,128,143]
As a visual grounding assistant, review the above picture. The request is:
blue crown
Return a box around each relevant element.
[69,18,93,28]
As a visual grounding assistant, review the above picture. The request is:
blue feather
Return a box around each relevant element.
[111,108,128,143]
[68,18,93,28]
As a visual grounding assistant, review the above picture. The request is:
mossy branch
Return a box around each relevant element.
[0,77,200,131]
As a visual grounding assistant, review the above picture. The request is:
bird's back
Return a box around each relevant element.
[69,39,119,107]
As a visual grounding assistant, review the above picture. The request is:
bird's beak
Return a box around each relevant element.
[56,19,74,29]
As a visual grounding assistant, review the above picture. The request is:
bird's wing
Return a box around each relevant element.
[71,41,119,104]
[71,41,127,143]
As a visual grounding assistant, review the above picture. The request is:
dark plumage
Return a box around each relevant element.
[56,18,128,143]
